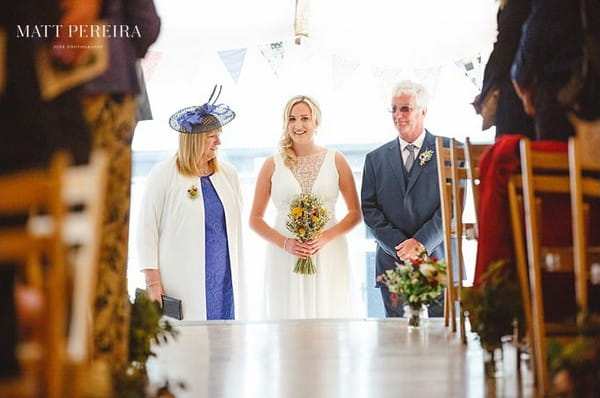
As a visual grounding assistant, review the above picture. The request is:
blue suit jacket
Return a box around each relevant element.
[361,130,444,284]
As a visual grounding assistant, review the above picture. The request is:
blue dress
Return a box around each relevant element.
[201,175,234,320]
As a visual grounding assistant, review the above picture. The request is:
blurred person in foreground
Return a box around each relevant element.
[0,0,102,379]
[473,0,534,139]
[511,0,600,140]
[81,0,160,363]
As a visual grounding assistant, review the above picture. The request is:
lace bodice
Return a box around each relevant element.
[270,150,339,229]
[291,151,327,193]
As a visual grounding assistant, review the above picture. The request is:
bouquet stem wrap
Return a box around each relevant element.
[293,256,317,275]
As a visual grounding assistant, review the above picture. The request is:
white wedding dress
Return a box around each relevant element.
[264,150,352,319]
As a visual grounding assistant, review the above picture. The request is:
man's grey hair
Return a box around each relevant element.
[391,80,429,108]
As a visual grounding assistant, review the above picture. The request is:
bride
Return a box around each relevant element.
[249,95,361,319]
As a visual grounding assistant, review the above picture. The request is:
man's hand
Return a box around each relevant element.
[395,238,425,263]
[512,79,536,116]
[472,93,482,114]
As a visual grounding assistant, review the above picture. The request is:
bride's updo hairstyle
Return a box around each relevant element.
[279,95,322,169]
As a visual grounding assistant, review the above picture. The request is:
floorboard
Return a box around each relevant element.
[147,318,534,397]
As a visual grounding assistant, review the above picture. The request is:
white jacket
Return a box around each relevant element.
[137,157,246,320]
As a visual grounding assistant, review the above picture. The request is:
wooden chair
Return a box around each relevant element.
[0,152,69,398]
[463,137,491,238]
[0,151,110,397]
[568,134,600,325]
[510,138,577,396]
[436,137,469,343]
[30,150,110,396]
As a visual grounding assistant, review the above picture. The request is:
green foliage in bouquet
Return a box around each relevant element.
[286,193,330,275]
[377,251,447,309]
[462,260,524,352]
[112,289,180,398]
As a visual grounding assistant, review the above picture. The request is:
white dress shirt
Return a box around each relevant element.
[398,130,426,166]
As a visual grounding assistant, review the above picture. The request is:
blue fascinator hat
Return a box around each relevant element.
[169,85,236,134]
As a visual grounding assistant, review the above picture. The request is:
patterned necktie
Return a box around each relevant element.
[405,144,416,172]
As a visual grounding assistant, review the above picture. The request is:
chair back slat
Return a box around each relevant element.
[0,152,69,398]
[569,135,600,326]
[464,138,492,236]
[436,137,456,334]
[518,138,572,395]
[436,137,471,343]
[0,150,109,397]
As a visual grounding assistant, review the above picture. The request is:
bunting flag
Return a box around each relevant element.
[217,48,247,84]
[371,65,402,99]
[135,61,153,121]
[414,66,443,98]
[140,50,163,83]
[332,54,360,91]
[454,54,483,90]
[259,41,285,76]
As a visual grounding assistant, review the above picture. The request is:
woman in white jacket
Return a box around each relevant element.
[137,87,245,320]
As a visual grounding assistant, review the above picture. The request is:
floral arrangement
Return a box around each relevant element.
[462,260,524,354]
[286,193,330,275]
[377,251,446,326]
[418,149,434,166]
[112,289,183,397]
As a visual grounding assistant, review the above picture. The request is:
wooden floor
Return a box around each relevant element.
[147,318,534,397]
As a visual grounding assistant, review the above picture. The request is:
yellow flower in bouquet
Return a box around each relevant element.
[286,193,330,275]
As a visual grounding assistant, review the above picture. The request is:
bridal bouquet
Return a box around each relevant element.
[377,251,447,326]
[286,193,330,275]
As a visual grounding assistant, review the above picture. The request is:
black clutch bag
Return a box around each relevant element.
[162,295,183,320]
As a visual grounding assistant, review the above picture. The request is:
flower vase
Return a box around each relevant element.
[404,304,428,329]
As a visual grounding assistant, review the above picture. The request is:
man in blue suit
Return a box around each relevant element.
[361,80,444,317]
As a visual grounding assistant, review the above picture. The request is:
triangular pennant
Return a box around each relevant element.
[454,53,483,90]
[140,50,163,83]
[371,65,402,99]
[332,54,360,91]
[259,41,285,76]
[217,48,247,84]
[414,66,442,98]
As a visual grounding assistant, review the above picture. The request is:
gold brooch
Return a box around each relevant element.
[187,184,199,200]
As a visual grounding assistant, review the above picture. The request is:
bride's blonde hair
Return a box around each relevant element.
[278,95,322,169]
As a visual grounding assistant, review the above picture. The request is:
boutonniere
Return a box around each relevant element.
[419,149,434,166]
[187,184,199,200]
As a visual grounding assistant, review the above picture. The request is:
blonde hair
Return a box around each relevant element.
[175,128,220,177]
[278,95,322,169]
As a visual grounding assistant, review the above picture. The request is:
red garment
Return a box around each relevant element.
[473,135,568,286]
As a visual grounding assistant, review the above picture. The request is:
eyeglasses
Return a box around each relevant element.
[388,105,414,114]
